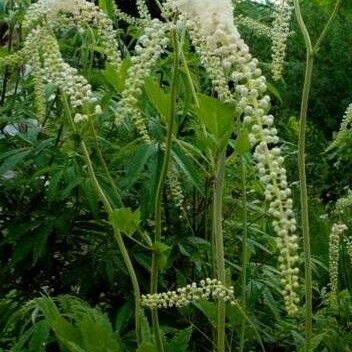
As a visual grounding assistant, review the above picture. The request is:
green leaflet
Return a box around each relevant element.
[110,207,141,236]
[195,94,236,151]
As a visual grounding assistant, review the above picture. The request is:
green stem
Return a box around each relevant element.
[88,118,123,207]
[239,157,248,352]
[313,0,342,53]
[293,1,340,350]
[213,150,226,352]
[293,2,314,350]
[150,30,180,352]
[62,96,142,345]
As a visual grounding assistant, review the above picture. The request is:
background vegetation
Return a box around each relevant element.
[1,0,352,351]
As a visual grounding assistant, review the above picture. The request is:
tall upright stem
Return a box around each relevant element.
[62,96,142,345]
[293,1,314,350]
[239,157,248,352]
[213,150,226,352]
[150,30,180,352]
[293,1,340,350]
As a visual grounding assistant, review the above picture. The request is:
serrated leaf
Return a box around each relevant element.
[103,59,131,94]
[172,143,203,194]
[144,78,170,121]
[120,143,157,189]
[194,300,217,327]
[195,94,235,148]
[165,327,192,352]
[0,148,31,175]
[110,207,141,236]
[29,320,50,352]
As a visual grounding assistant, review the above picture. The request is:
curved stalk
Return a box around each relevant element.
[62,95,142,345]
[213,150,226,352]
[293,1,341,350]
[88,118,123,207]
[313,0,342,53]
[150,30,180,352]
[293,2,314,349]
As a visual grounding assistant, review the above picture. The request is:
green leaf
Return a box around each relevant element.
[98,0,116,19]
[172,144,204,194]
[151,242,170,271]
[110,208,141,235]
[140,312,153,343]
[144,78,170,121]
[267,82,283,104]
[29,321,50,352]
[194,300,217,327]
[79,313,122,352]
[115,301,133,333]
[102,59,131,94]
[32,225,52,263]
[120,143,157,189]
[136,342,157,352]
[235,130,251,155]
[0,148,31,174]
[195,94,235,148]
[165,327,192,352]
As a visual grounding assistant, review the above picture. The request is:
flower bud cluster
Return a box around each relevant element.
[168,170,185,209]
[336,190,352,214]
[115,19,169,143]
[329,223,348,295]
[114,4,142,26]
[167,0,300,315]
[24,0,121,70]
[25,28,96,118]
[271,0,293,81]
[236,15,272,38]
[136,0,151,21]
[32,55,46,120]
[166,0,232,101]
[141,278,235,308]
[181,15,232,102]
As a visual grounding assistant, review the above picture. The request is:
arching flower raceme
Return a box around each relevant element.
[24,0,121,70]
[115,19,170,143]
[329,223,348,296]
[141,278,236,308]
[271,0,293,81]
[236,15,272,39]
[23,28,96,121]
[167,0,300,314]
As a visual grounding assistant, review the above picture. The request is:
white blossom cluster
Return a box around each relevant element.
[271,0,293,81]
[25,28,96,120]
[236,15,272,39]
[24,0,121,70]
[114,4,142,26]
[136,0,151,21]
[329,223,348,295]
[141,278,235,308]
[167,0,300,315]
[115,19,169,143]
[336,190,352,214]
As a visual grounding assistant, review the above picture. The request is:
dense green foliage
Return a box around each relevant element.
[1,0,352,351]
